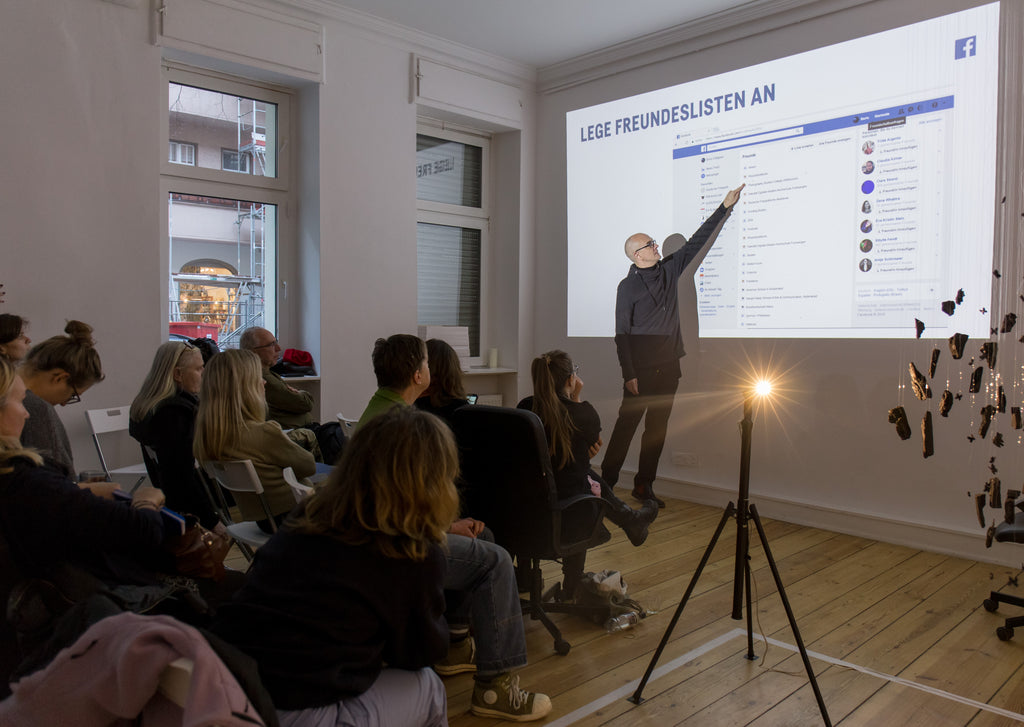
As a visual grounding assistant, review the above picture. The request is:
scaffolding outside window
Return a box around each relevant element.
[163,69,289,348]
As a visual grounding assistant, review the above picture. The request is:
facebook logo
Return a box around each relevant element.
[955,36,977,59]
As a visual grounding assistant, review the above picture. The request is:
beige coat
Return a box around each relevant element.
[218,420,316,522]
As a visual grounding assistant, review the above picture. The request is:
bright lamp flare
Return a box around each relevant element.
[754,380,773,397]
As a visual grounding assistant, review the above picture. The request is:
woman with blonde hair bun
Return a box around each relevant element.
[18,320,105,476]
[194,348,315,532]
[130,341,218,527]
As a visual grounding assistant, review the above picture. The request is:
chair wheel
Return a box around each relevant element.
[555,639,571,656]
[983,598,999,613]
[997,625,1014,641]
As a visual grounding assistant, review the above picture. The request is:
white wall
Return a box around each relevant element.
[0,0,535,471]
[533,0,1023,565]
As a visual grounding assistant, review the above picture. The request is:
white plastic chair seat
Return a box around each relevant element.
[224,522,272,550]
[85,406,148,490]
[283,466,313,502]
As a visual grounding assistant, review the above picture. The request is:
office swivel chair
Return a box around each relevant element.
[451,405,611,655]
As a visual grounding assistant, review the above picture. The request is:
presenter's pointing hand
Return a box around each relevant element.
[625,378,639,396]
[723,183,745,209]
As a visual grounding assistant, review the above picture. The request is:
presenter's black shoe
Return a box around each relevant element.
[632,487,666,509]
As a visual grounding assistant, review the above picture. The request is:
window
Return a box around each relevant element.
[168,141,196,166]
[416,126,489,357]
[162,67,291,348]
[221,149,251,174]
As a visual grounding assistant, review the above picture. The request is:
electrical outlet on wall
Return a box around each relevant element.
[672,451,699,467]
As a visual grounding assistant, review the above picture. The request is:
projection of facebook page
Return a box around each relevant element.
[565,4,998,340]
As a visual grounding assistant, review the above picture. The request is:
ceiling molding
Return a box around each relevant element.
[271,0,538,87]
[537,0,874,93]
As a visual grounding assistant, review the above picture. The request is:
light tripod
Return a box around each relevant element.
[629,388,831,726]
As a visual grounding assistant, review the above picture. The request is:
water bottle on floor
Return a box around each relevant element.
[605,611,640,632]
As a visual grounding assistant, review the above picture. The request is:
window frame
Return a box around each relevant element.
[168,140,196,166]
[160,63,295,344]
[416,121,491,364]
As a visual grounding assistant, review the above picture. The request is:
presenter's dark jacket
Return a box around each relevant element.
[614,203,730,381]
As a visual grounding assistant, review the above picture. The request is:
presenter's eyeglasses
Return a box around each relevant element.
[634,240,657,255]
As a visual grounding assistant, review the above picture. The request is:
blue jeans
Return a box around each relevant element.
[444,534,527,676]
[276,667,447,726]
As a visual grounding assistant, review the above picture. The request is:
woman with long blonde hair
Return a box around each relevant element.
[194,348,314,532]
[129,341,217,527]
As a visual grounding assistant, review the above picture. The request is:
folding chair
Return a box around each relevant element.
[85,407,148,490]
[283,466,313,503]
[201,460,277,551]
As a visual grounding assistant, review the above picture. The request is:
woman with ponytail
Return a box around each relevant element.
[519,350,658,551]
[18,320,105,476]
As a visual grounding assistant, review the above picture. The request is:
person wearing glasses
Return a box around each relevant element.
[129,341,220,528]
[240,326,316,429]
[18,320,105,477]
[602,184,745,508]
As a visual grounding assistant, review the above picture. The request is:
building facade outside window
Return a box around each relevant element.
[162,66,291,348]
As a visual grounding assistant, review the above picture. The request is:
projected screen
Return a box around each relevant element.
[566,4,999,339]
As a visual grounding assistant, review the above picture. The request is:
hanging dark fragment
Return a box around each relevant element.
[1002,313,1017,333]
[994,269,1002,279]
[988,477,1002,508]
[980,341,998,369]
[922,411,934,458]
[956,289,965,304]
[929,348,940,378]
[999,386,1007,413]
[969,366,984,393]
[980,404,996,437]
[989,456,998,474]
[949,333,969,359]
[994,432,1005,447]
[968,434,976,442]
[1013,406,1022,429]
[915,319,925,338]
[941,301,956,316]
[976,492,988,527]
[956,392,963,400]
[909,362,931,400]
[888,406,911,440]
[940,390,954,416]
[986,523,996,547]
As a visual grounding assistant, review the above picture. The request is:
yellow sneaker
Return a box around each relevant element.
[471,672,552,721]
[433,636,476,676]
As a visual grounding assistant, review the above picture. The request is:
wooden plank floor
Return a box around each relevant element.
[438,496,1024,726]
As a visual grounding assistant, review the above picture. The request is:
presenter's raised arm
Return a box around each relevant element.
[723,183,745,209]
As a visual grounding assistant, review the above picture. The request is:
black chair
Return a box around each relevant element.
[983,521,1024,640]
[451,405,611,655]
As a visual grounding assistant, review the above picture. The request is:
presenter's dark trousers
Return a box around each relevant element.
[601,364,681,495]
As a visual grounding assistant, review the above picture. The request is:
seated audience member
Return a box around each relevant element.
[356,334,430,429]
[415,338,470,424]
[189,336,220,364]
[355,337,551,720]
[129,341,220,528]
[0,315,31,363]
[213,406,550,724]
[520,351,658,596]
[18,321,104,477]
[239,327,315,429]
[193,349,315,533]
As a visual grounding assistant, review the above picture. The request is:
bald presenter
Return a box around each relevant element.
[601,184,745,508]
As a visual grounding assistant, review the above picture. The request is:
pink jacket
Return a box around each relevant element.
[0,612,266,727]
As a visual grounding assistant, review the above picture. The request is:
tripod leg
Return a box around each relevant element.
[744,551,756,660]
[630,502,736,704]
[749,504,832,727]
